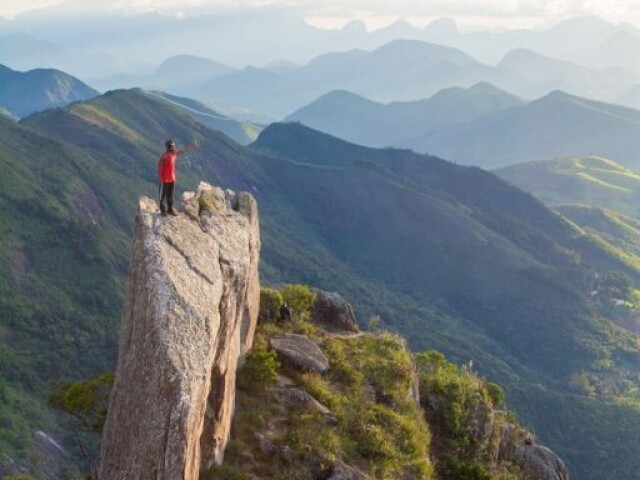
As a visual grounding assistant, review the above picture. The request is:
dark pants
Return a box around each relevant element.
[160,182,175,212]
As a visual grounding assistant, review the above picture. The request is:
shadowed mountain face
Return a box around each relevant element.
[2,89,640,479]
[0,64,98,117]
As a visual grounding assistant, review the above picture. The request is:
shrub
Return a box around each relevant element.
[486,382,505,407]
[48,372,114,434]
[259,287,283,323]
[453,462,492,480]
[237,347,280,393]
[281,284,316,320]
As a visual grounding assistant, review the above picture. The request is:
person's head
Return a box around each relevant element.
[165,139,176,151]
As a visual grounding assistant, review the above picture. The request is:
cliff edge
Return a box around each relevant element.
[99,182,260,480]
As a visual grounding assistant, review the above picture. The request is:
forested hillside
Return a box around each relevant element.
[1,89,639,479]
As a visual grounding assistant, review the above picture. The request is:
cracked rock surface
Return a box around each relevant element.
[99,182,260,480]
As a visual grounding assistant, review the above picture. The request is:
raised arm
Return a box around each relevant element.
[176,139,200,156]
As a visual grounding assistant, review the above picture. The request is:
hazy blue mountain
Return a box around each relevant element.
[437,15,637,66]
[196,66,307,118]
[197,39,526,118]
[286,82,523,148]
[497,48,639,103]
[93,54,235,93]
[0,33,63,70]
[406,90,640,169]
[0,32,141,82]
[0,64,98,117]
[3,11,638,84]
[584,30,640,74]
[194,35,638,118]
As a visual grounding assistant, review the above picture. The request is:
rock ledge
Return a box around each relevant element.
[99,183,260,480]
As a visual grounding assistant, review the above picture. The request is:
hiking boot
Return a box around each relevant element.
[168,209,178,216]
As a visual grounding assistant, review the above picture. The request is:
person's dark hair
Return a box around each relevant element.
[165,139,176,150]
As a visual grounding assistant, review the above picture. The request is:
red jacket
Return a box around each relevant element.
[158,145,195,183]
[158,151,177,183]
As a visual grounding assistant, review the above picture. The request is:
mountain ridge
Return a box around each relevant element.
[0,63,98,117]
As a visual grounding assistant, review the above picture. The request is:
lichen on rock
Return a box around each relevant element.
[99,182,260,480]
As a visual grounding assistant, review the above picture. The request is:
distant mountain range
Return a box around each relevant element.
[184,38,638,118]
[2,12,637,76]
[409,90,640,169]
[92,54,235,93]
[0,32,139,81]
[497,47,638,102]
[290,86,640,170]
[4,14,636,118]
[286,82,524,148]
[0,64,98,117]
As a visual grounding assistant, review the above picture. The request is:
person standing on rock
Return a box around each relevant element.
[158,139,200,216]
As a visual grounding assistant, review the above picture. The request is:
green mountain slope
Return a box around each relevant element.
[495,155,640,301]
[3,89,640,479]
[495,155,640,217]
[210,295,564,480]
[286,82,523,149]
[406,91,640,169]
[0,64,98,118]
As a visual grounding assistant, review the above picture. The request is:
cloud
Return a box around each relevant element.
[2,0,639,27]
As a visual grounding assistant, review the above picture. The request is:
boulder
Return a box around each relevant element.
[272,386,333,418]
[311,290,359,333]
[516,444,570,480]
[270,334,329,373]
[329,460,369,480]
[99,183,261,480]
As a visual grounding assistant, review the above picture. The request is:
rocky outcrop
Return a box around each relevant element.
[516,444,570,480]
[99,182,260,480]
[273,386,334,419]
[270,333,329,373]
[311,290,359,333]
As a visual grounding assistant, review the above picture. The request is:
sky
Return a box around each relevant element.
[1,0,639,30]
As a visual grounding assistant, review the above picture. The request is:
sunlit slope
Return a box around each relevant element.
[496,155,640,217]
